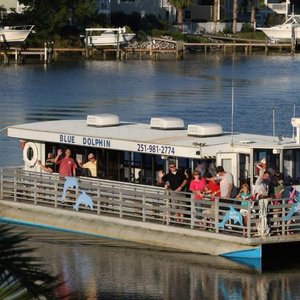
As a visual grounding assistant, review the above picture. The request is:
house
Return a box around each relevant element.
[108,0,176,23]
[0,0,25,13]
[264,0,290,16]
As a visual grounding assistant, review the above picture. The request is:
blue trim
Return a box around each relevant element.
[0,217,115,240]
[224,257,262,271]
[221,247,261,259]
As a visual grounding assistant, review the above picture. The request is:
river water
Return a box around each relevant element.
[1,54,300,299]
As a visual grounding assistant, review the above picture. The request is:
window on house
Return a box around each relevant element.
[198,0,214,4]
[184,10,191,20]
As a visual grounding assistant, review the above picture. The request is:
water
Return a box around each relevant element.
[4,223,300,300]
[1,54,300,298]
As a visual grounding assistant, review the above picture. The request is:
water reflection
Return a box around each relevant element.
[4,224,300,300]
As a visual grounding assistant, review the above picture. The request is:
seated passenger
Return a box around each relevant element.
[78,153,97,177]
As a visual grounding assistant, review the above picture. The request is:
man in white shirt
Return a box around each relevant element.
[215,166,234,198]
[253,171,270,199]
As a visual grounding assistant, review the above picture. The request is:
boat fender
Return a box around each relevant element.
[23,142,38,168]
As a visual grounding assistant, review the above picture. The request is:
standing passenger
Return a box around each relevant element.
[78,153,97,177]
[215,166,234,198]
[158,161,187,222]
[158,161,187,192]
[54,148,77,177]
[253,171,270,199]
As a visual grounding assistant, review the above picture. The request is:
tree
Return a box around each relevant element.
[0,224,67,300]
[232,0,238,34]
[168,0,192,32]
[250,0,257,31]
[212,0,219,34]
[10,0,102,44]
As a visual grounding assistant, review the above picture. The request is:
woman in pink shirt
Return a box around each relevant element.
[189,170,206,200]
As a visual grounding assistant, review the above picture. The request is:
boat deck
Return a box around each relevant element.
[0,167,299,245]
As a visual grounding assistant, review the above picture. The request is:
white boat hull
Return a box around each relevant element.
[0,25,34,44]
[257,15,300,42]
[87,33,136,46]
[258,26,300,42]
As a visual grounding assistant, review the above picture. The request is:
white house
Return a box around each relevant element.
[0,0,25,13]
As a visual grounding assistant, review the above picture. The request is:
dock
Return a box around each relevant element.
[0,39,297,64]
[0,167,299,269]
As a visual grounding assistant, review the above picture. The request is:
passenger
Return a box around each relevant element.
[215,166,235,198]
[205,176,220,200]
[158,161,187,222]
[253,171,270,200]
[158,161,187,192]
[256,158,266,177]
[54,148,77,177]
[189,169,206,227]
[184,168,193,193]
[204,176,220,229]
[189,170,206,200]
[236,183,252,236]
[37,152,55,173]
[78,153,97,177]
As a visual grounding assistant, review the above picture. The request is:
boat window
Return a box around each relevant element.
[253,149,279,179]
[239,154,250,186]
[192,159,216,177]
[283,149,300,185]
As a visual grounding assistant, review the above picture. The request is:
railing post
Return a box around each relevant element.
[215,197,219,234]
[119,185,123,218]
[282,200,286,236]
[247,202,251,238]
[166,190,170,226]
[0,168,3,200]
[13,170,17,202]
[142,187,146,222]
[97,189,101,215]
[54,180,58,208]
[191,196,195,229]
[33,176,37,205]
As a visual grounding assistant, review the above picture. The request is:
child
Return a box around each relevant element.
[236,183,251,236]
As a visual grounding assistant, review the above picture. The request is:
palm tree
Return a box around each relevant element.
[213,0,220,34]
[232,0,238,34]
[168,0,192,32]
[250,0,257,31]
[0,224,67,300]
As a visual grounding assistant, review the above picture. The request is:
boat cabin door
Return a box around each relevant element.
[216,153,249,187]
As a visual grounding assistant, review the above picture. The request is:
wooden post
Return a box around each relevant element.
[116,28,120,60]
[44,42,48,64]
[85,30,88,59]
[150,37,153,58]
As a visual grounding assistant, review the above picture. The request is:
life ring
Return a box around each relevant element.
[23,142,38,168]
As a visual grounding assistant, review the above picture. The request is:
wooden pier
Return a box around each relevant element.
[0,40,296,64]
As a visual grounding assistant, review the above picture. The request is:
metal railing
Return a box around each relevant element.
[0,167,299,239]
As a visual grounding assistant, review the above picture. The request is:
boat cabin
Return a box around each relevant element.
[7,114,300,190]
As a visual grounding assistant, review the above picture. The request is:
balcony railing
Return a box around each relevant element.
[0,167,299,239]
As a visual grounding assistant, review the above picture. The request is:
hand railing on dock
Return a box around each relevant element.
[0,167,299,239]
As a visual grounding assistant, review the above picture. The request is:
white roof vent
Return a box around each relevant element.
[87,114,119,127]
[187,123,223,137]
[150,117,185,130]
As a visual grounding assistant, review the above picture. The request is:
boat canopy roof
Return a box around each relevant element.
[7,117,299,159]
